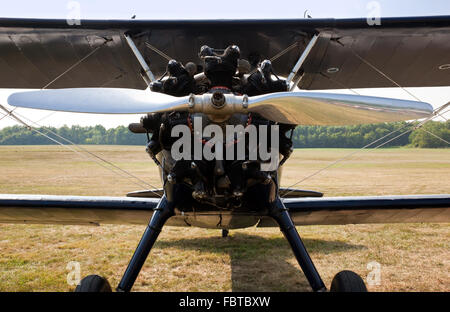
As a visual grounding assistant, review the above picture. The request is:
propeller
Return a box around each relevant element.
[7,88,433,125]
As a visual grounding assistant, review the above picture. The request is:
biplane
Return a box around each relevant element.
[0,15,449,292]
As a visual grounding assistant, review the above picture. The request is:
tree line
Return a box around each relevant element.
[0,121,448,148]
[292,121,449,148]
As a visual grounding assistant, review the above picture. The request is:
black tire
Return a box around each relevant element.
[74,275,112,292]
[330,270,368,292]
[222,229,229,238]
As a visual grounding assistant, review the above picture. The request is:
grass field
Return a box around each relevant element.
[0,146,448,292]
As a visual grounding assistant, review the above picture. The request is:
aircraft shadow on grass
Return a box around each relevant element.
[155,233,366,291]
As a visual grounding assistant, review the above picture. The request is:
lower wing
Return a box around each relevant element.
[0,194,448,227]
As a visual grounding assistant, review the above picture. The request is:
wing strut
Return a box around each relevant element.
[286,33,320,90]
[124,33,156,85]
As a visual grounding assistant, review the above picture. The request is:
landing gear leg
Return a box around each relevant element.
[116,195,174,292]
[269,197,327,292]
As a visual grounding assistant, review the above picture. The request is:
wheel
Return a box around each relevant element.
[330,270,368,292]
[222,229,229,238]
[74,275,112,292]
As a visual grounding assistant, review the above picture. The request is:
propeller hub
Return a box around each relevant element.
[211,91,226,109]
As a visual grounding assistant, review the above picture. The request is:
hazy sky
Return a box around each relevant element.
[0,0,449,128]
[0,0,449,19]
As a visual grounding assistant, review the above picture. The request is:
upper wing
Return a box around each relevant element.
[1,194,449,227]
[0,18,145,89]
[0,16,449,90]
[303,16,450,90]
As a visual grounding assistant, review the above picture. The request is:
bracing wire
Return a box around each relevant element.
[281,107,447,198]
[145,42,173,62]
[0,106,162,197]
[36,38,110,124]
[0,36,163,197]
[248,41,300,76]
[281,43,450,197]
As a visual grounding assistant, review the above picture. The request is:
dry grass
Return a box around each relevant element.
[0,146,448,292]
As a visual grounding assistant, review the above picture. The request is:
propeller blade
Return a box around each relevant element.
[7,88,190,114]
[248,92,433,125]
